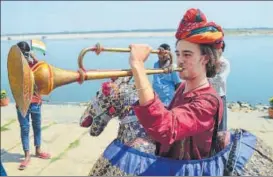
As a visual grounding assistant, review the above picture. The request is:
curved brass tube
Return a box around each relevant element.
[7,44,182,117]
[77,43,173,70]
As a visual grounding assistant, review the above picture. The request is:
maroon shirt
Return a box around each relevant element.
[133,83,223,160]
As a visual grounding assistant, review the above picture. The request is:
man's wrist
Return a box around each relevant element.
[131,62,145,70]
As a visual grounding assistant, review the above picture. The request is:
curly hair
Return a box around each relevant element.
[200,44,220,78]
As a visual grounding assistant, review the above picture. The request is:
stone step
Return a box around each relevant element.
[39,120,119,176]
[1,123,87,176]
[1,119,55,155]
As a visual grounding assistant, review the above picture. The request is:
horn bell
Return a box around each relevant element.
[7,45,34,117]
[7,45,80,117]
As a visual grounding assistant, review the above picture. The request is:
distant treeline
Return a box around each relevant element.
[2,27,273,36]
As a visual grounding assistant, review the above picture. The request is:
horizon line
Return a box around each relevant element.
[2,27,273,37]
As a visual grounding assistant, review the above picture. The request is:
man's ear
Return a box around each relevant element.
[201,55,209,65]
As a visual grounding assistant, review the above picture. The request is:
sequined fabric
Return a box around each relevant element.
[84,77,156,151]
[117,121,156,154]
[89,114,112,136]
[86,78,157,176]
[88,155,128,176]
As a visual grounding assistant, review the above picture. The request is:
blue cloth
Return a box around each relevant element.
[152,61,181,106]
[1,162,7,176]
[16,103,42,151]
[102,129,256,176]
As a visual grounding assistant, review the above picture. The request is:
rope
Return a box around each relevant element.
[94,43,103,55]
[231,130,243,175]
[77,68,87,84]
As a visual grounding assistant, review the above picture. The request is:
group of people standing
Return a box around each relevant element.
[10,6,273,177]
[4,7,230,175]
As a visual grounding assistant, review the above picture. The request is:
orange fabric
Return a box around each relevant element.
[31,95,42,104]
[29,61,42,104]
[175,8,224,49]
[182,31,223,44]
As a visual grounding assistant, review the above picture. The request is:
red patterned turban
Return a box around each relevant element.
[175,8,224,49]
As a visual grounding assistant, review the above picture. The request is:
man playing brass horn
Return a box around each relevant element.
[86,8,225,175]
[130,8,224,161]
[126,8,273,176]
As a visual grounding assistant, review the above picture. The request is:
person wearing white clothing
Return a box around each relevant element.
[209,41,230,131]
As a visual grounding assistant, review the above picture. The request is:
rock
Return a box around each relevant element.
[254,104,269,112]
[228,101,269,113]
[242,108,253,113]
[228,102,241,111]
[236,101,243,105]
[240,102,251,109]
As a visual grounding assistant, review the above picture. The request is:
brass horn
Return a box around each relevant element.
[7,43,182,117]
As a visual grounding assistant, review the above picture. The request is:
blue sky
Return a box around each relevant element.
[1,1,273,35]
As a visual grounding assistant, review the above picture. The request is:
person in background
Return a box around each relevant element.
[152,43,182,106]
[209,41,230,131]
[16,41,51,170]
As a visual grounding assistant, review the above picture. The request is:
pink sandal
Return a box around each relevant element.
[18,159,30,170]
[36,152,51,159]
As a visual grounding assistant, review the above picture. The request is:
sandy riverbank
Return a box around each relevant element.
[2,29,273,41]
[1,103,273,176]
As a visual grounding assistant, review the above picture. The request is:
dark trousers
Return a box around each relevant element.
[218,95,227,131]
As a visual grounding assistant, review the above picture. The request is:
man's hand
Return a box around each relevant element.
[129,44,152,68]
